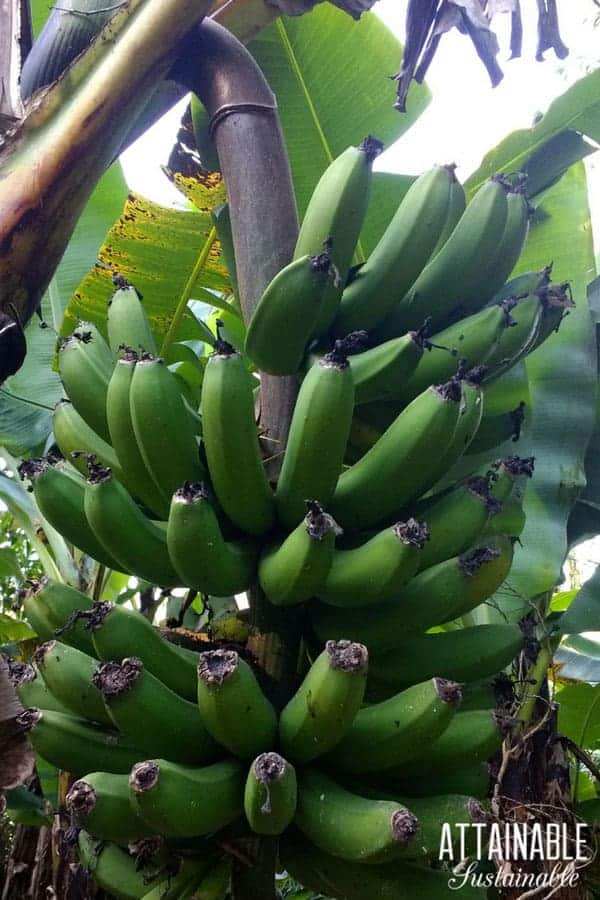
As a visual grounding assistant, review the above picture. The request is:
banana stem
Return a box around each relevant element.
[516,640,552,732]
[189,21,299,897]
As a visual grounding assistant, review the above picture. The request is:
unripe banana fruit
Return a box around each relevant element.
[258,501,339,607]
[34,640,112,725]
[201,338,275,535]
[58,322,113,440]
[279,640,368,765]
[196,649,277,759]
[129,758,245,838]
[323,677,462,774]
[93,656,219,764]
[244,752,298,836]
[66,772,155,843]
[276,343,355,530]
[295,768,419,863]
[245,251,336,374]
[107,284,157,355]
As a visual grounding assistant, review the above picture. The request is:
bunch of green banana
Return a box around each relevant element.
[16,142,569,900]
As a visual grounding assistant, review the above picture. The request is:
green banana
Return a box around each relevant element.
[107,285,157,355]
[129,758,245,838]
[16,708,145,775]
[201,339,275,535]
[244,752,297,836]
[491,264,552,306]
[139,858,216,900]
[295,768,419,863]
[93,657,219,765]
[280,829,487,899]
[367,624,524,692]
[22,578,96,656]
[462,181,530,315]
[333,165,456,335]
[86,602,197,700]
[84,464,179,586]
[376,175,510,336]
[337,784,487,861]
[397,302,517,404]
[323,678,462,774]
[196,649,277,759]
[18,457,124,570]
[129,354,205,505]
[212,202,238,292]
[58,322,114,440]
[52,399,124,481]
[330,380,462,531]
[348,329,426,406]
[106,350,169,518]
[310,535,514,650]
[488,455,535,504]
[482,293,543,379]
[66,773,156,843]
[531,281,575,351]
[5,659,71,714]
[416,475,499,570]
[258,501,338,606]
[279,640,368,765]
[77,831,159,900]
[34,640,113,725]
[466,402,526,455]
[276,343,355,530]
[483,493,526,539]
[429,170,467,256]
[245,251,336,374]
[394,708,504,777]
[294,138,384,337]
[316,518,428,608]
[167,482,257,595]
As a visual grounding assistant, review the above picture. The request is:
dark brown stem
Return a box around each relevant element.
[189,21,300,897]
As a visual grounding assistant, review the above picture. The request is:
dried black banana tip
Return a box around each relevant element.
[492,173,513,193]
[393,518,429,549]
[434,678,464,706]
[459,545,500,577]
[212,319,236,356]
[6,658,35,686]
[118,345,140,362]
[538,281,575,311]
[198,648,239,686]
[130,761,160,793]
[359,135,384,162]
[326,639,368,673]
[335,331,371,357]
[112,272,131,290]
[66,780,97,818]
[391,808,419,844]
[411,319,432,350]
[310,247,333,274]
[15,707,42,732]
[462,364,488,386]
[304,501,341,541]
[32,641,55,668]
[499,297,518,323]
[17,458,48,482]
[174,481,210,504]
[81,600,115,632]
[85,458,112,484]
[128,835,164,862]
[496,455,535,478]
[436,377,462,403]
[93,658,143,698]
[254,752,287,786]
[466,476,502,515]
[322,340,351,369]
